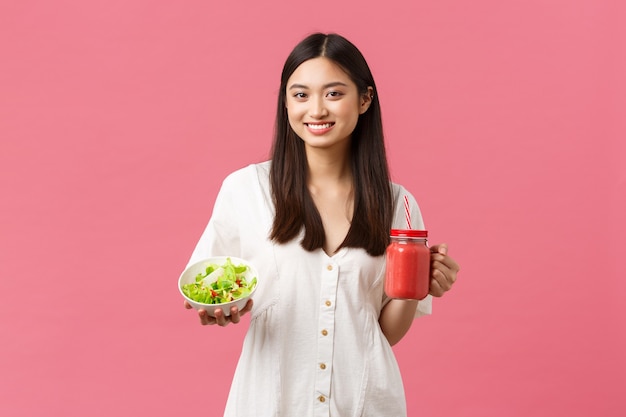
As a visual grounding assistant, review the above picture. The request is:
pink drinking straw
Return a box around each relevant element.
[404,195,412,229]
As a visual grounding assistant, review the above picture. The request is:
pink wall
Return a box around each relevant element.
[1,1,624,416]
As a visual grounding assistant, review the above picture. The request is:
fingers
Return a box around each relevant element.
[430,263,454,296]
[229,306,244,324]
[431,256,460,281]
[198,309,217,325]
[213,308,229,326]
[429,278,446,297]
[197,308,227,326]
[429,243,460,297]
[430,243,448,256]
[430,243,460,274]
[192,299,255,327]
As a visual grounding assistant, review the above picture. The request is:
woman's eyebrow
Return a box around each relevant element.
[288,81,349,90]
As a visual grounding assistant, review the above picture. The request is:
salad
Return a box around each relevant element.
[182,258,257,304]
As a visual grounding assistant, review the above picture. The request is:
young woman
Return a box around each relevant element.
[184,33,460,417]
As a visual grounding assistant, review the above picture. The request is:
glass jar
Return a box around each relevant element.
[384,229,431,300]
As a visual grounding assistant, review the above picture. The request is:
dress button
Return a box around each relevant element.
[327,264,333,271]
[321,329,328,336]
[319,395,326,403]
[325,300,331,307]
[320,363,326,370]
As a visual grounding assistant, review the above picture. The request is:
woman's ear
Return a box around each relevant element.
[359,86,374,114]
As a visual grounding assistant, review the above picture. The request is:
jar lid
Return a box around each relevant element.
[390,229,428,238]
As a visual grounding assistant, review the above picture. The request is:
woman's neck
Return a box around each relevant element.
[305,145,352,188]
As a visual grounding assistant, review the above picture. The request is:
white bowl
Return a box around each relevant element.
[178,256,258,317]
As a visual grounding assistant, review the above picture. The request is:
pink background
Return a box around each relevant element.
[1,1,625,416]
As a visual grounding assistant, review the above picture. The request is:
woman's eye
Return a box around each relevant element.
[294,92,307,99]
[327,91,342,98]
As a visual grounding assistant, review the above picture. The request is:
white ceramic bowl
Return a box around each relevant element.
[178,256,258,317]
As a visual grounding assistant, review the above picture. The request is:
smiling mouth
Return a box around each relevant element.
[305,122,334,130]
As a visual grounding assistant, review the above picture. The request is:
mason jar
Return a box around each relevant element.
[384,229,430,300]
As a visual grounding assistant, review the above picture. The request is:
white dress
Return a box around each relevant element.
[187,162,432,417]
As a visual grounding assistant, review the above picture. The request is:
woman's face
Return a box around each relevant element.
[285,57,372,153]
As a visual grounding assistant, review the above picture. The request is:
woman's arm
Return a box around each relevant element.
[379,299,419,346]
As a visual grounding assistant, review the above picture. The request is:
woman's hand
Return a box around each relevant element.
[184,299,254,326]
[429,243,460,297]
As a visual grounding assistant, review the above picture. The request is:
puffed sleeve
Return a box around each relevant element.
[186,173,242,268]
[382,185,433,318]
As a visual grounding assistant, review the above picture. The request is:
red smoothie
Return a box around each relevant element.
[384,230,430,300]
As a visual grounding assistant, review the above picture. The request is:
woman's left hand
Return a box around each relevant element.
[429,243,460,297]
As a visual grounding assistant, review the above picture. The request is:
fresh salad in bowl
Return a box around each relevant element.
[181,257,257,305]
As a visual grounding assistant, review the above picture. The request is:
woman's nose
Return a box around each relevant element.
[308,96,328,118]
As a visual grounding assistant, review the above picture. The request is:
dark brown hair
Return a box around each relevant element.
[269,33,393,256]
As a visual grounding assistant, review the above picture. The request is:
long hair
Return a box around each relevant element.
[269,33,393,256]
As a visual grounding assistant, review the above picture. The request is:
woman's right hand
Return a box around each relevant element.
[184,299,253,326]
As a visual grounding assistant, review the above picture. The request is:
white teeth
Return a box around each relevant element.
[307,123,332,130]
